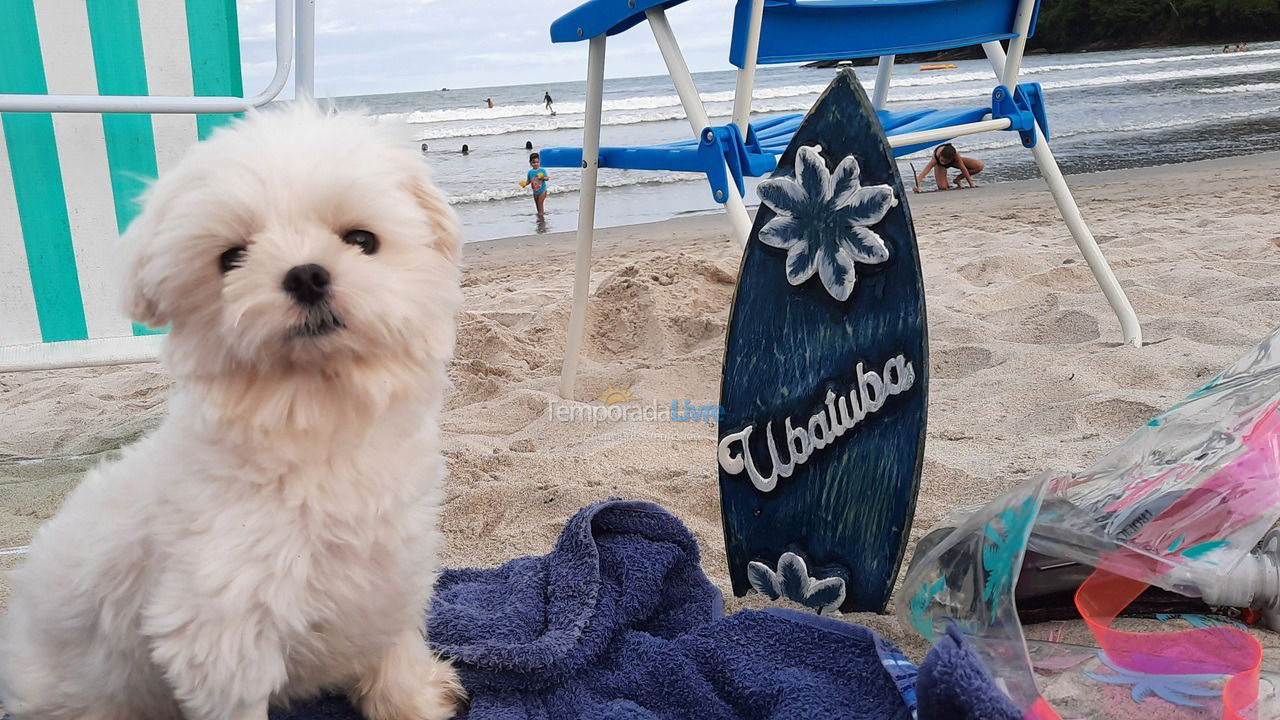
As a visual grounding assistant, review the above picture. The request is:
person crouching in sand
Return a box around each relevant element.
[520,152,549,216]
[913,143,983,192]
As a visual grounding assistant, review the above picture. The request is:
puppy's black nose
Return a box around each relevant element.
[282,264,331,305]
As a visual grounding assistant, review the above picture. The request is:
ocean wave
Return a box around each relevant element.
[414,60,1280,141]
[446,170,702,205]
[1198,81,1280,94]
[1023,46,1280,76]
[417,107,706,140]
[896,102,1280,157]
[451,100,1279,205]
[404,49,1280,129]
[446,96,1280,207]
[404,82,835,126]
[403,77,1000,128]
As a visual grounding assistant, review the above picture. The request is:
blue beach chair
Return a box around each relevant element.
[0,0,314,372]
[543,0,1143,398]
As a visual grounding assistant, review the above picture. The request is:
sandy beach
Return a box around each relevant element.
[3,152,1280,665]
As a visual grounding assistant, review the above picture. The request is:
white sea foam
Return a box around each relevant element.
[1198,81,1280,94]
[404,83,835,126]
[412,60,1280,140]
[896,103,1280,157]
[446,170,702,205]
[1023,47,1280,75]
[402,48,1280,130]
[450,100,1280,205]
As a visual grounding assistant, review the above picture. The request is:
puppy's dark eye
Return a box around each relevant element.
[219,246,247,274]
[342,229,379,255]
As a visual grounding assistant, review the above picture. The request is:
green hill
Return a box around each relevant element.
[1033,0,1280,51]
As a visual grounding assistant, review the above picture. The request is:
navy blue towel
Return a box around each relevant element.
[273,499,1020,720]
[0,501,1022,719]
[0,500,1016,720]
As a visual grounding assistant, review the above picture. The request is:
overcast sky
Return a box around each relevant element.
[238,0,739,97]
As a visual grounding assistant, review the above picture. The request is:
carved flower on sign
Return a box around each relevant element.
[747,551,846,615]
[756,145,895,302]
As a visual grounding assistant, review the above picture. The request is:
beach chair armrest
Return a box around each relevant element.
[551,0,695,43]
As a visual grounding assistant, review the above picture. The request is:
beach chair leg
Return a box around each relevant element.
[559,35,607,399]
[1030,127,1143,347]
[723,187,753,245]
[872,54,895,109]
[647,7,752,246]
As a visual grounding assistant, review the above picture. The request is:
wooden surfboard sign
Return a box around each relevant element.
[718,68,929,614]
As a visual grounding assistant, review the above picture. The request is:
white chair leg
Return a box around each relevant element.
[1030,126,1142,347]
[648,7,751,247]
[872,54,895,109]
[723,184,752,245]
[559,35,607,399]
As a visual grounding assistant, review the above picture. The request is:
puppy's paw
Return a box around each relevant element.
[354,636,467,720]
[416,658,466,720]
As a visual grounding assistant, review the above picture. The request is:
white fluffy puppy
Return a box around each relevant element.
[0,105,464,720]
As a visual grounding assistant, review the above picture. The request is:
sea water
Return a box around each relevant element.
[334,42,1280,242]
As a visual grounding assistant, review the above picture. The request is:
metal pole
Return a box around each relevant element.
[888,119,1011,149]
[559,35,607,399]
[982,42,1141,346]
[0,0,294,113]
[980,41,1006,77]
[872,54,895,109]
[1030,130,1142,346]
[1001,0,1038,89]
[648,9,712,132]
[648,8,752,244]
[295,0,316,99]
[731,0,766,134]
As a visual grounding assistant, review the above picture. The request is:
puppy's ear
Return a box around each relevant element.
[405,169,461,265]
[119,184,171,328]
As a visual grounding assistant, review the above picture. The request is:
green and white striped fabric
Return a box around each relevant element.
[0,0,242,368]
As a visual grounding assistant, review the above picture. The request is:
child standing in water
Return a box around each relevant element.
[519,152,549,216]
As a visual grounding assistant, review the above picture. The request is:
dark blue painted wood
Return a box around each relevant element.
[718,68,928,613]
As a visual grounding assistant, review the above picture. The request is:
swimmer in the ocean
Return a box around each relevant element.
[519,152,549,216]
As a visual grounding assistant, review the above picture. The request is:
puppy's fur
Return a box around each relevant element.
[0,106,464,720]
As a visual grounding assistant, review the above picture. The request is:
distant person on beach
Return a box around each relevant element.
[519,152,549,216]
[525,140,534,150]
[461,144,470,155]
[421,142,428,153]
[487,98,494,108]
[1238,42,1249,52]
[544,91,555,115]
[913,143,983,192]
[1224,45,1233,53]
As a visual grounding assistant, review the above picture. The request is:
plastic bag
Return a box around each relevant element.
[898,327,1280,719]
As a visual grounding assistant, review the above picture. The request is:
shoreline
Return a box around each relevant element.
[465,149,1280,257]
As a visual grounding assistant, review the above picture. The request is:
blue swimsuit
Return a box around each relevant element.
[527,169,548,196]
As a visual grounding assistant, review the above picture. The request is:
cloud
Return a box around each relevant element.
[238,0,738,96]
